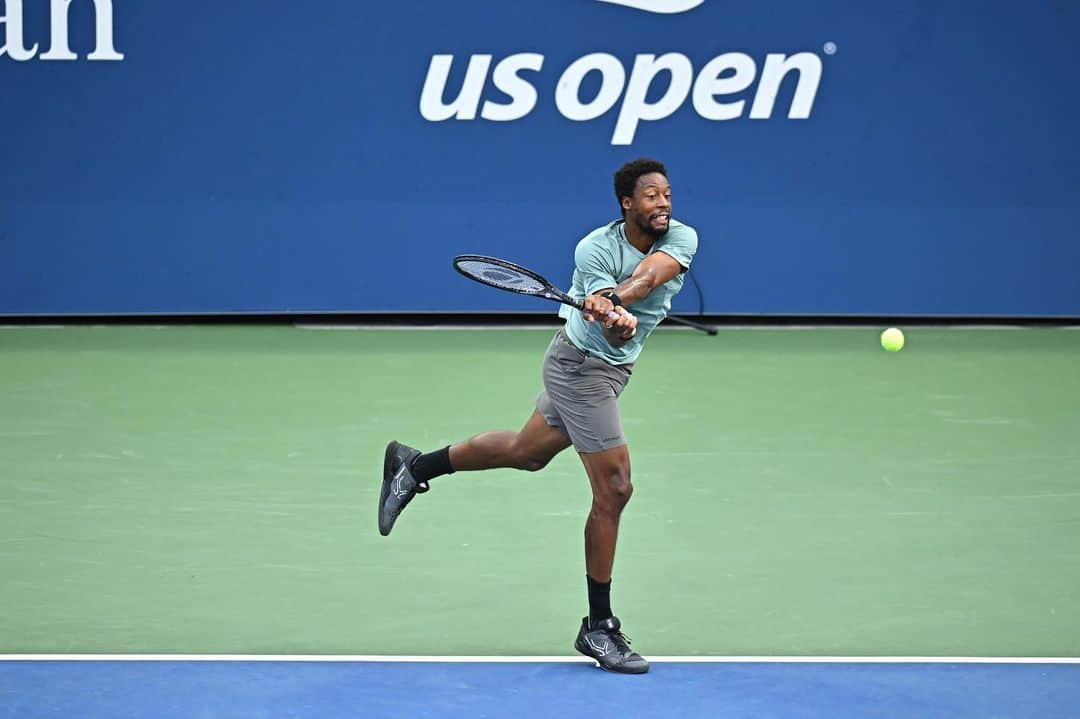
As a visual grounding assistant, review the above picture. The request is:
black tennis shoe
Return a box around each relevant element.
[574,616,649,674]
[378,440,428,536]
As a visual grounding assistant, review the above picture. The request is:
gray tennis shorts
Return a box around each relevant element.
[536,329,634,454]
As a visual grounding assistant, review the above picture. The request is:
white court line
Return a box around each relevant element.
[1,655,1078,664]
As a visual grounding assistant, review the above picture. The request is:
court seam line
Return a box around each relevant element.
[2,655,1078,664]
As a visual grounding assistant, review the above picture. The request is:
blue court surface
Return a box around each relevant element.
[2,658,1079,718]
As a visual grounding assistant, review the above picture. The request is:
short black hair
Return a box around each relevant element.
[614,158,668,215]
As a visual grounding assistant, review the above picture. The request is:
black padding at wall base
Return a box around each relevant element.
[1,313,1077,327]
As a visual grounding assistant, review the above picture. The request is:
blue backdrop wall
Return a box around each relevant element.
[2,0,1078,316]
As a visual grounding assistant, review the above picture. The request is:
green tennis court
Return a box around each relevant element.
[2,325,1078,657]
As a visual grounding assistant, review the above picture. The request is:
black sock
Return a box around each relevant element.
[587,575,612,628]
[410,446,455,483]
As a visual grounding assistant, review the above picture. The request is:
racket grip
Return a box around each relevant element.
[574,299,620,321]
[580,306,619,320]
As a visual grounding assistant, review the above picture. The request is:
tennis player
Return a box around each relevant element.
[378,158,697,674]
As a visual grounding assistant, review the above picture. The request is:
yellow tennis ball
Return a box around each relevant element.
[881,327,905,352]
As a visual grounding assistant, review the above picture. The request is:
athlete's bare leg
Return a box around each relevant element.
[448,409,572,473]
[578,445,632,582]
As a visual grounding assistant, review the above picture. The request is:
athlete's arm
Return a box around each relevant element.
[610,251,684,307]
[587,251,678,345]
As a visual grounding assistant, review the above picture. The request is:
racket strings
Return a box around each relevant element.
[456,260,546,293]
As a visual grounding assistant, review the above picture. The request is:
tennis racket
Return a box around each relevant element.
[453,254,616,318]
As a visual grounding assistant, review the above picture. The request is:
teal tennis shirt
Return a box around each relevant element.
[560,218,698,365]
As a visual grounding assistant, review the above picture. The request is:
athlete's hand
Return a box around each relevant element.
[605,306,637,339]
[582,294,616,323]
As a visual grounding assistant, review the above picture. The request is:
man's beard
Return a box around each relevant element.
[634,213,667,239]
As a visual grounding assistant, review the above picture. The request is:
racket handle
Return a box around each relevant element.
[582,307,620,320]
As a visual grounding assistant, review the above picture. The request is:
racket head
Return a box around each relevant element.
[453,254,581,308]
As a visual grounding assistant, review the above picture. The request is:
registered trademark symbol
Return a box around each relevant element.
[824,42,837,55]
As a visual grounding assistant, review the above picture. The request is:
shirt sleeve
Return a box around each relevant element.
[574,237,619,296]
[654,223,698,271]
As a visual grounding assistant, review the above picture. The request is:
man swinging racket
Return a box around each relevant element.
[378,158,698,674]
